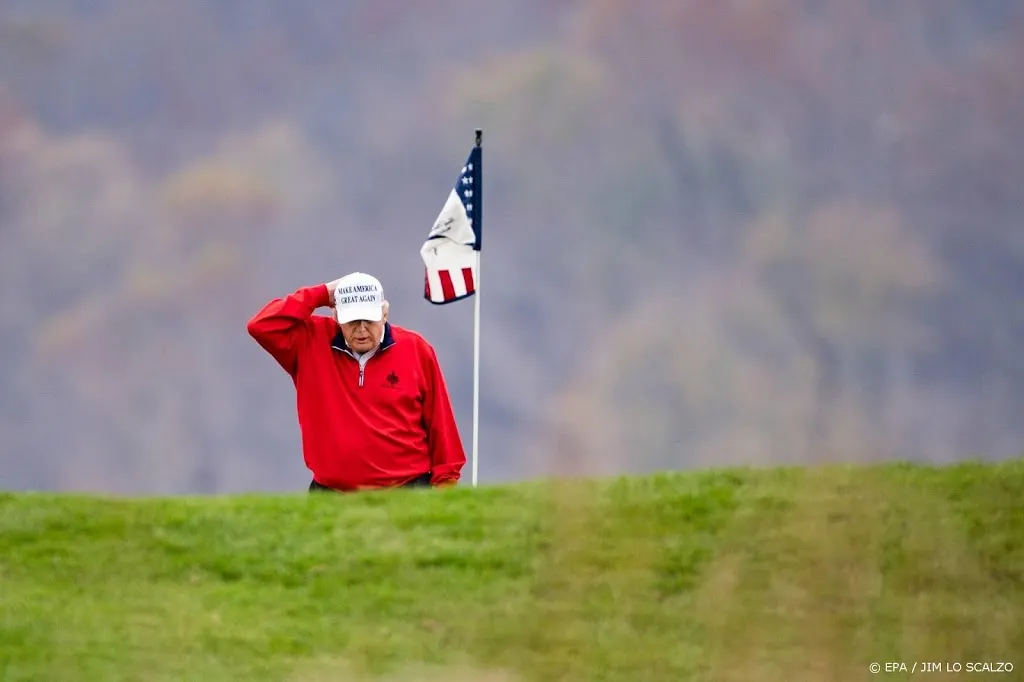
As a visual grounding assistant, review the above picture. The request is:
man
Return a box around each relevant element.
[246,272,466,492]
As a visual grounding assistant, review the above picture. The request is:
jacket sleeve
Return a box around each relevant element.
[421,342,467,486]
[246,284,331,376]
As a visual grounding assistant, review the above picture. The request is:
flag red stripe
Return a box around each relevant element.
[462,267,475,294]
[439,270,456,301]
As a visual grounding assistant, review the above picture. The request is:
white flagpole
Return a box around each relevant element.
[471,248,481,487]
[471,127,482,488]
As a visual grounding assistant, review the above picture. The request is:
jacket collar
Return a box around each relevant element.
[331,321,396,355]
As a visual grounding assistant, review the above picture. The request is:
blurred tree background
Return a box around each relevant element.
[1,0,1021,493]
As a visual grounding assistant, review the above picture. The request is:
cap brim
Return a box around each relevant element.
[336,304,383,324]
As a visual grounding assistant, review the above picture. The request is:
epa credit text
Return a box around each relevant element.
[870,661,1013,674]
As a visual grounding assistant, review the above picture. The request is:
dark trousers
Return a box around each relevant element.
[308,472,432,493]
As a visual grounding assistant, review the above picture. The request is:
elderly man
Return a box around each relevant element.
[247,272,466,492]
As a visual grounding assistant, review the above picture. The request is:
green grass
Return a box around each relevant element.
[1,460,1022,681]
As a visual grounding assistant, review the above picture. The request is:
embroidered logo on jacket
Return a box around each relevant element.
[385,371,400,388]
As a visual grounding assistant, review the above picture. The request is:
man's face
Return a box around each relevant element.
[339,306,387,353]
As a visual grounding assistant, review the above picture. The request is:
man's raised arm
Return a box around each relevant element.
[247,283,334,375]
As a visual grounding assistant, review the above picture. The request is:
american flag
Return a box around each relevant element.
[421,144,482,304]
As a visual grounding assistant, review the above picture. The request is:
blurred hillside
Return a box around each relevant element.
[1,0,1022,493]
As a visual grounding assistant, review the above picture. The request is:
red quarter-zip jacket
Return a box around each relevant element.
[247,284,466,490]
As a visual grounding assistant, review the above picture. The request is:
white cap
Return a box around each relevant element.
[332,272,385,324]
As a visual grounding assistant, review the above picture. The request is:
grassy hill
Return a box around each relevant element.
[1,461,1021,681]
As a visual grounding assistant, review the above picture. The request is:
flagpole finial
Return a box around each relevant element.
[475,128,482,147]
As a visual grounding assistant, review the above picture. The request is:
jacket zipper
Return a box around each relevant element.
[352,344,391,388]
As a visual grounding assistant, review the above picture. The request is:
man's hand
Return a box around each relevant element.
[325,278,342,308]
